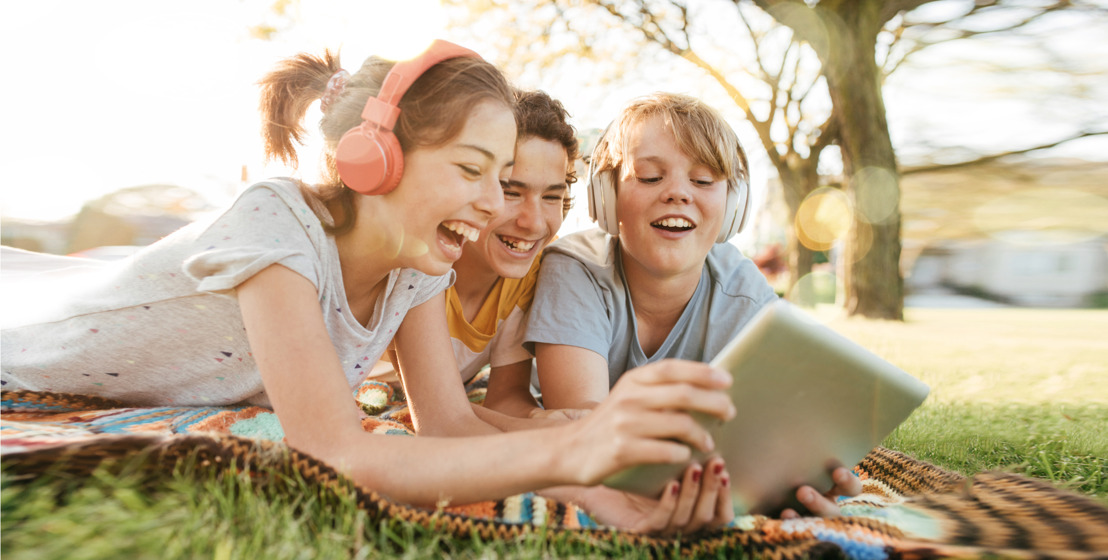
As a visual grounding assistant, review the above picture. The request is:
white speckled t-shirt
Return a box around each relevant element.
[0,179,452,407]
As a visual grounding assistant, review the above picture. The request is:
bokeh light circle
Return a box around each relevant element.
[788,270,838,311]
[795,187,852,251]
[852,166,899,225]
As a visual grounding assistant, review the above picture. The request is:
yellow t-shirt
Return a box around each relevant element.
[446,256,541,382]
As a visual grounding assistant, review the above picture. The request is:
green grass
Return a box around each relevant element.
[0,466,656,560]
[3,308,1107,557]
[822,307,1108,502]
[885,403,1107,499]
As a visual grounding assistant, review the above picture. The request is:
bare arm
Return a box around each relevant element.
[238,264,734,507]
[391,292,500,437]
[534,342,612,410]
[480,360,590,429]
[483,359,540,418]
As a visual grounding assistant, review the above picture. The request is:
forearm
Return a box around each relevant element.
[471,402,570,431]
[416,406,503,437]
[483,389,542,418]
[483,361,544,419]
[327,426,575,506]
[535,485,589,507]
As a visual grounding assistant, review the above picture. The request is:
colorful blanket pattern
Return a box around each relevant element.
[3,379,1107,559]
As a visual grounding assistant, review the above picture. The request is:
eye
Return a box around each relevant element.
[692,178,715,187]
[502,188,522,199]
[637,176,662,184]
[459,164,481,178]
[543,194,564,203]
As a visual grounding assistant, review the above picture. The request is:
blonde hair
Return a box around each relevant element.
[591,92,749,192]
[257,48,515,234]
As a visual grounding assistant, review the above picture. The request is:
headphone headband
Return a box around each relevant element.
[336,40,483,195]
[376,40,480,112]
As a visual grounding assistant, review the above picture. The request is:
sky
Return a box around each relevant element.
[2,0,1105,228]
[0,0,453,222]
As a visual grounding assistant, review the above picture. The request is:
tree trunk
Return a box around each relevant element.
[778,163,816,295]
[751,0,906,319]
[819,1,904,319]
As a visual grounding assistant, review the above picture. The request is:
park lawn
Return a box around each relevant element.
[824,307,1108,499]
[3,308,1107,559]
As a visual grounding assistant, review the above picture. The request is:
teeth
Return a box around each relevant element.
[499,236,536,252]
[443,221,480,243]
[652,217,693,228]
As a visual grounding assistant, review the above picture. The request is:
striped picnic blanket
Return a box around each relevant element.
[3,379,1107,559]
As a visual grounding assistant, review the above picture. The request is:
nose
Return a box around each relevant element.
[659,176,692,204]
[474,176,504,219]
[515,195,544,233]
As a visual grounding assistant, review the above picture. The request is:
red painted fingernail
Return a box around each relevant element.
[692,468,702,484]
[672,483,681,496]
[713,463,724,475]
[722,476,730,487]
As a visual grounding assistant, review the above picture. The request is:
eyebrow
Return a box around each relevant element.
[506,179,567,191]
[459,144,514,167]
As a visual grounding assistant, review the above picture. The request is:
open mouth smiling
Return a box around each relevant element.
[440,221,480,249]
[497,235,537,253]
[651,217,695,232]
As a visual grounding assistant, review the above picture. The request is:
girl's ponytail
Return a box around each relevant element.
[258,50,342,168]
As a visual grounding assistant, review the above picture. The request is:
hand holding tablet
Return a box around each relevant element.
[602,300,930,515]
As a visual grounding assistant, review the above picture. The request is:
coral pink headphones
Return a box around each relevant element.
[335,40,481,195]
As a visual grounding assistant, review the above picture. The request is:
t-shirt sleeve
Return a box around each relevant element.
[489,305,532,367]
[183,184,322,294]
[523,252,612,359]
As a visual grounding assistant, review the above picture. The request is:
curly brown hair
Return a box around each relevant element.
[514,89,579,215]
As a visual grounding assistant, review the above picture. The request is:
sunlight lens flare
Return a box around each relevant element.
[852,167,899,225]
[847,219,874,264]
[788,271,837,311]
[300,0,445,61]
[399,237,430,259]
[795,187,852,252]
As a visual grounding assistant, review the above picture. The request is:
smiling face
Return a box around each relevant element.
[359,99,517,277]
[457,136,569,280]
[615,115,728,283]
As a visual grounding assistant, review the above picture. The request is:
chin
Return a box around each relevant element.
[411,256,455,278]
[480,253,522,278]
[495,263,531,280]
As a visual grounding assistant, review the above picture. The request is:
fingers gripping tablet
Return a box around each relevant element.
[602,300,929,515]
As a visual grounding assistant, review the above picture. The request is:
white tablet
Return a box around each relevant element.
[601,299,930,515]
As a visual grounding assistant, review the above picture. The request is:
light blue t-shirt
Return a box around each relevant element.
[523,228,778,387]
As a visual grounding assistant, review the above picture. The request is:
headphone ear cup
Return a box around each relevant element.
[335,124,405,196]
[716,178,750,243]
[588,169,620,237]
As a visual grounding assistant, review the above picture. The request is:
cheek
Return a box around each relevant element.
[481,217,509,244]
[543,207,564,237]
[702,189,729,219]
[614,190,635,220]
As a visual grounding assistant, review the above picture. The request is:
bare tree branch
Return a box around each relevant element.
[901,131,1108,175]
[892,0,1091,67]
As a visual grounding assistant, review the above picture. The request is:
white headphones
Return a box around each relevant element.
[585,123,751,243]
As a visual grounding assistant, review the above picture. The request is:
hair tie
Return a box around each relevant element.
[320,69,350,113]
